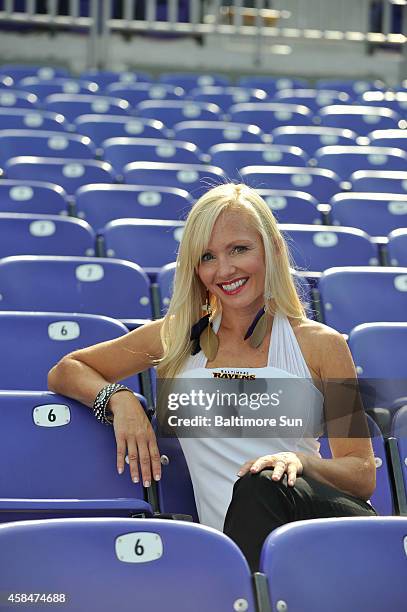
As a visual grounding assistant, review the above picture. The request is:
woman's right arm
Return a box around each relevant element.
[48,319,164,487]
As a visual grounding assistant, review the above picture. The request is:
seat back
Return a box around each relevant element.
[388,229,407,266]
[330,192,407,236]
[0,179,67,215]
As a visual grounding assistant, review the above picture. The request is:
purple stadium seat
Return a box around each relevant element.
[137,100,222,128]
[189,86,267,111]
[319,105,400,136]
[0,108,69,131]
[0,179,68,215]
[387,228,407,266]
[271,125,358,157]
[43,93,130,122]
[315,145,407,180]
[330,192,407,236]
[74,114,166,146]
[229,102,313,133]
[173,120,264,152]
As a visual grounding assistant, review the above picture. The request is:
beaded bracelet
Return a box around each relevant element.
[93,383,133,425]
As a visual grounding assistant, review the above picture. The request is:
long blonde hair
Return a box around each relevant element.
[157,183,306,378]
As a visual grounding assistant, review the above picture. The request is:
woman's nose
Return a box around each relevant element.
[216,255,236,280]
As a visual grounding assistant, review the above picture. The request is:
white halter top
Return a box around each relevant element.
[176,311,324,531]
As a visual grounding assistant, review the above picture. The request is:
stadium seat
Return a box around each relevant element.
[330,192,407,236]
[5,157,115,195]
[0,108,69,131]
[319,413,394,514]
[43,93,130,122]
[387,229,407,266]
[75,184,192,229]
[260,517,407,612]
[349,323,407,412]
[0,391,150,522]
[229,102,313,133]
[123,162,224,199]
[0,312,141,392]
[0,256,152,327]
[102,137,202,173]
[106,82,185,107]
[101,220,185,276]
[159,72,230,91]
[19,76,99,98]
[314,145,407,180]
[271,126,358,157]
[359,91,407,116]
[173,121,264,152]
[256,189,322,224]
[0,64,69,81]
[391,406,407,508]
[0,179,68,215]
[0,130,96,166]
[209,143,308,181]
[351,170,407,194]
[0,88,38,109]
[237,75,308,95]
[137,100,222,128]
[0,517,256,612]
[0,213,95,258]
[368,129,407,151]
[319,266,407,334]
[316,78,384,96]
[240,166,341,202]
[189,86,267,111]
[74,114,166,146]
[318,105,400,136]
[275,88,351,113]
[279,224,378,273]
[79,69,152,89]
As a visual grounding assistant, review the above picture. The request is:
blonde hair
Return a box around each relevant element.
[157,183,306,378]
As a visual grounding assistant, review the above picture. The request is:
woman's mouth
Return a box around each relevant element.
[218,277,249,295]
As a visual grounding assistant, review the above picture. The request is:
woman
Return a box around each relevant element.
[48,183,376,571]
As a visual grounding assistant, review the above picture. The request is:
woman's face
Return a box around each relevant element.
[197,209,266,313]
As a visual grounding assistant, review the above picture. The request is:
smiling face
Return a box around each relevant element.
[197,209,266,315]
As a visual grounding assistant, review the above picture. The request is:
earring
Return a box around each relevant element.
[244,306,268,349]
[190,290,219,360]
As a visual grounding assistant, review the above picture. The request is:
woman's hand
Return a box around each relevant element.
[109,392,161,488]
[237,452,304,487]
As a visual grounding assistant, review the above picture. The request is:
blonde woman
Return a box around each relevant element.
[48,183,376,571]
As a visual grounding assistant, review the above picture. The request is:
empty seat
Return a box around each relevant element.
[351,170,407,194]
[319,413,394,514]
[315,145,407,180]
[173,120,264,152]
[20,76,99,98]
[260,517,407,612]
[272,126,358,157]
[0,88,38,109]
[123,162,224,198]
[0,312,141,392]
[387,229,407,266]
[319,267,407,334]
[276,88,350,113]
[79,69,152,89]
[0,256,152,327]
[368,128,407,151]
[229,102,313,133]
[101,220,184,276]
[138,100,221,128]
[237,75,308,95]
[190,86,267,111]
[349,323,407,411]
[0,108,68,131]
[0,64,69,82]
[256,189,321,224]
[316,78,384,96]
[0,391,149,521]
[105,82,184,107]
[0,179,68,215]
[209,143,307,181]
[359,91,407,116]
[159,72,230,91]
[5,157,115,195]
[330,192,407,236]
[0,130,96,166]
[0,213,95,258]
[280,224,378,273]
[240,166,341,202]
[102,137,201,173]
[319,105,400,136]
[74,114,165,146]
[391,406,407,507]
[76,184,192,229]
[43,94,130,122]
[0,517,256,612]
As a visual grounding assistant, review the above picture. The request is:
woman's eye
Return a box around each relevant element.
[232,245,248,254]
[201,252,213,262]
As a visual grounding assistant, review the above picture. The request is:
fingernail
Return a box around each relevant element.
[144,480,151,488]
[133,476,139,484]
[154,474,161,482]
[118,467,123,475]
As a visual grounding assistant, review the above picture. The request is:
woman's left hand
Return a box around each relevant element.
[237,452,304,487]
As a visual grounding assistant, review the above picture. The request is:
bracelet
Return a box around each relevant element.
[93,383,133,425]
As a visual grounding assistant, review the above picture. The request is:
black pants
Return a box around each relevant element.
[223,470,377,572]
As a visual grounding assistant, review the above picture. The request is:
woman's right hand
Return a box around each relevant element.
[109,391,161,488]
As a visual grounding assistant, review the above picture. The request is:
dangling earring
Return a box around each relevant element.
[244,306,268,348]
[190,290,219,360]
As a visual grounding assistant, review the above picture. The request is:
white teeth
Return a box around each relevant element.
[221,278,247,292]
